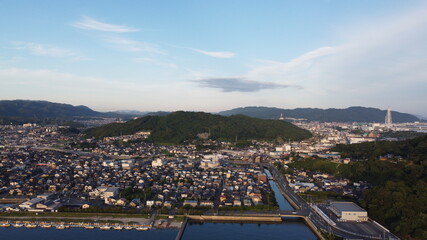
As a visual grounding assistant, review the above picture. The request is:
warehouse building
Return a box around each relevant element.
[330,202,368,222]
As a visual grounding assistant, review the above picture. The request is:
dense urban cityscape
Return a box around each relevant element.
[1,108,426,239]
[2,1,427,239]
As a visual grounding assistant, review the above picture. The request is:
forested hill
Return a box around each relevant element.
[85,111,312,144]
[219,106,419,123]
[332,135,427,162]
[331,136,427,239]
[0,100,100,118]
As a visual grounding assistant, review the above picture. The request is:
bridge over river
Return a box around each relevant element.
[279,210,306,218]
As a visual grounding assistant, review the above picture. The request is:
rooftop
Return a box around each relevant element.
[330,202,366,212]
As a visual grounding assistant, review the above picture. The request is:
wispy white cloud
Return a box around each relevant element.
[0,68,139,92]
[12,41,77,58]
[133,57,177,69]
[106,37,166,54]
[232,4,427,114]
[0,56,24,65]
[191,47,332,93]
[72,16,139,33]
[11,41,92,61]
[246,46,336,81]
[0,67,203,112]
[0,67,156,111]
[191,48,236,58]
[190,3,427,115]
[71,17,162,55]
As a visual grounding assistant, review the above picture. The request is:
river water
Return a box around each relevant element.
[0,227,178,240]
[182,221,317,240]
[265,169,294,211]
[0,170,318,239]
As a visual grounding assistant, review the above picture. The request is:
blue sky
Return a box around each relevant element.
[1,0,427,116]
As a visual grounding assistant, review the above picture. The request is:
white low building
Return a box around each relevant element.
[276,144,291,152]
[89,186,119,199]
[104,187,119,198]
[200,158,220,169]
[19,198,43,210]
[121,159,135,170]
[330,202,368,222]
[89,186,108,198]
[152,158,164,167]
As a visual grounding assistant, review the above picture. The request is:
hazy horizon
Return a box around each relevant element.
[1,1,427,116]
[2,99,425,119]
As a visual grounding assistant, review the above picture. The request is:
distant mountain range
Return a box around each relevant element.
[85,111,312,144]
[112,110,148,116]
[143,111,172,117]
[0,100,147,121]
[0,100,101,118]
[0,100,421,124]
[219,106,420,123]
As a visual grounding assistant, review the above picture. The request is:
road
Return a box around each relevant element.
[262,163,400,240]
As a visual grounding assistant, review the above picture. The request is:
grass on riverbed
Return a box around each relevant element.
[173,216,186,222]
[298,191,356,203]
[154,215,169,220]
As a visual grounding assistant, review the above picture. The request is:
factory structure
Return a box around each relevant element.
[330,202,368,222]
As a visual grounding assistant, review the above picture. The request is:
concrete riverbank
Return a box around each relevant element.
[175,218,188,240]
[186,215,283,222]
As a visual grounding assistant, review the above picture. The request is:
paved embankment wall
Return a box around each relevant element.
[278,185,299,210]
[304,217,326,240]
[186,215,283,222]
[175,216,282,240]
[175,218,188,240]
[263,163,300,210]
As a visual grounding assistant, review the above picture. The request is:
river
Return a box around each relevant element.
[265,169,294,211]
[182,221,317,240]
[0,227,178,240]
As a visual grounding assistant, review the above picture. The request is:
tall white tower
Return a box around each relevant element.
[385,107,392,128]
[279,113,284,120]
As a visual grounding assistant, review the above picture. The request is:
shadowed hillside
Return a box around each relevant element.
[86,111,312,144]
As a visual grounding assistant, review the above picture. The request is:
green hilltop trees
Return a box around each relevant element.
[332,135,427,239]
[85,111,312,144]
[289,136,427,239]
